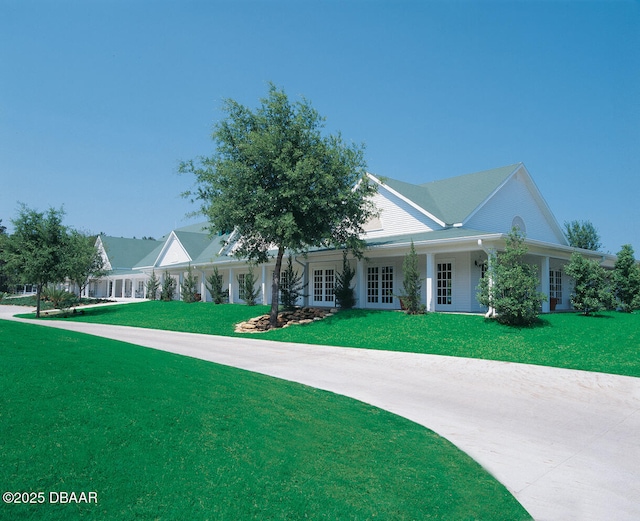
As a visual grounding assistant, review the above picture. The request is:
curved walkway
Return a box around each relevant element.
[2,305,639,521]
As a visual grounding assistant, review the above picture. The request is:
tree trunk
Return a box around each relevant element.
[35,283,42,318]
[269,246,285,328]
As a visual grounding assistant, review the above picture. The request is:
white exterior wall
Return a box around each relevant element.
[157,236,190,267]
[466,172,560,243]
[364,187,441,240]
[307,259,340,307]
[434,252,473,312]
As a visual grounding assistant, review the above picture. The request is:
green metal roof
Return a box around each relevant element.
[100,236,164,271]
[383,163,520,225]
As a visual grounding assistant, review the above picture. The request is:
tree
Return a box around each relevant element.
[180,264,200,303]
[180,83,377,328]
[564,220,602,251]
[205,266,228,304]
[477,228,546,326]
[564,252,610,315]
[334,251,356,309]
[613,244,640,312]
[65,230,108,298]
[161,271,176,301]
[239,268,259,306]
[146,270,160,300]
[399,240,423,314]
[279,254,306,310]
[0,219,9,293]
[1,205,71,317]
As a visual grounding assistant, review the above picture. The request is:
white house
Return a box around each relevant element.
[91,163,616,313]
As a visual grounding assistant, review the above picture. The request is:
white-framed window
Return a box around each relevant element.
[367,265,394,304]
[549,270,562,304]
[313,269,334,303]
[238,273,246,301]
[437,261,453,305]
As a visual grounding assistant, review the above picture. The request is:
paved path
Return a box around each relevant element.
[2,305,640,521]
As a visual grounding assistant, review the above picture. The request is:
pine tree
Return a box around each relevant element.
[279,254,306,310]
[240,268,259,306]
[400,240,423,314]
[161,271,176,301]
[334,251,356,309]
[146,270,160,300]
[206,266,228,304]
[180,264,200,303]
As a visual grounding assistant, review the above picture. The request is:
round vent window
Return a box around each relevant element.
[512,216,526,234]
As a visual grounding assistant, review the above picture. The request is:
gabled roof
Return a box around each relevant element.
[381,163,520,226]
[132,223,234,270]
[98,236,164,272]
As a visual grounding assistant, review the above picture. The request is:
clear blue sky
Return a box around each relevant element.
[1,0,638,253]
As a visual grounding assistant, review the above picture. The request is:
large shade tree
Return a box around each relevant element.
[2,205,70,317]
[181,84,377,327]
[65,230,108,298]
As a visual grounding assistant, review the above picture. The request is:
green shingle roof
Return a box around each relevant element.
[383,163,520,225]
[100,236,164,271]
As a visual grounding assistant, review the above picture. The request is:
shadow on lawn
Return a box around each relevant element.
[323,308,387,323]
[483,316,552,330]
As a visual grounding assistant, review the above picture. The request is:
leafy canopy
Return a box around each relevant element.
[180,84,377,327]
[181,83,377,260]
[1,205,107,317]
[477,227,546,326]
[613,244,640,312]
[564,252,612,315]
[564,220,602,251]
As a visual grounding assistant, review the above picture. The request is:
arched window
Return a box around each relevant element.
[512,216,526,234]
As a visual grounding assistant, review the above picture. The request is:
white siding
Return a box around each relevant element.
[364,186,441,240]
[466,171,561,243]
[157,236,190,266]
[434,252,472,312]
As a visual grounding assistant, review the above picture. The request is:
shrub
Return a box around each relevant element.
[239,269,259,306]
[477,228,546,326]
[41,285,77,309]
[334,252,356,309]
[613,244,640,312]
[146,270,160,300]
[161,271,176,301]
[399,240,424,314]
[180,264,200,303]
[206,266,228,304]
[564,252,611,315]
[279,254,306,310]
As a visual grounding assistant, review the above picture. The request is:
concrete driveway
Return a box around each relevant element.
[2,305,639,521]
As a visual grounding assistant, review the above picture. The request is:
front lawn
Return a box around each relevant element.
[33,301,640,378]
[0,320,530,520]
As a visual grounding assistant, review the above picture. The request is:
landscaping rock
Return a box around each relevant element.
[235,307,335,333]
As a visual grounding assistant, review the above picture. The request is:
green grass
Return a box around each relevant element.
[0,320,530,520]
[34,301,640,378]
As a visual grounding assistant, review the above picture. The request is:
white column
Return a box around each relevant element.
[541,256,550,313]
[261,265,268,305]
[357,259,365,308]
[199,271,206,302]
[425,253,435,312]
[228,268,234,303]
